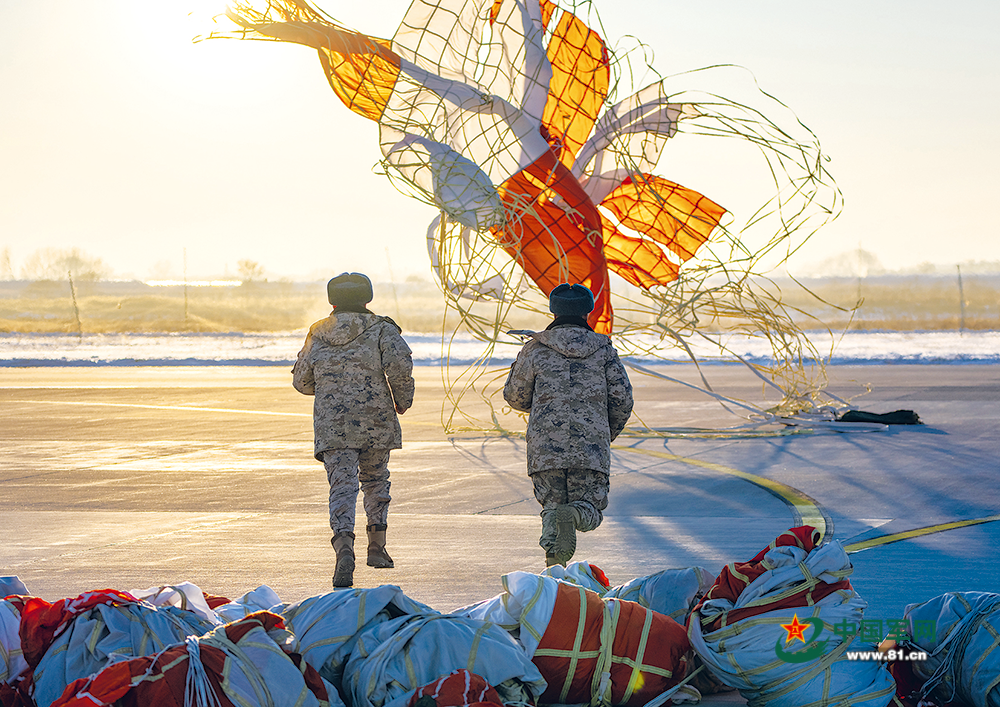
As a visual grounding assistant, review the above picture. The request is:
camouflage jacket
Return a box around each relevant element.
[503,324,633,474]
[293,312,414,459]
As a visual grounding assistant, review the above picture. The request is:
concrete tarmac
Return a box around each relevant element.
[2,364,1000,704]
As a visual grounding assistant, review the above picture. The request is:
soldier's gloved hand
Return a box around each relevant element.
[396,403,408,415]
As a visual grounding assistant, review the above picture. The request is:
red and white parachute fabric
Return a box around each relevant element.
[540,560,612,594]
[407,670,505,707]
[49,611,333,707]
[687,527,899,707]
[18,589,217,707]
[211,0,843,428]
[217,0,723,335]
[457,571,694,706]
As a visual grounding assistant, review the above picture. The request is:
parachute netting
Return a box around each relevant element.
[205,0,848,437]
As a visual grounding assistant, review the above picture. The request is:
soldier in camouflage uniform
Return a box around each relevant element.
[504,283,633,567]
[293,272,414,587]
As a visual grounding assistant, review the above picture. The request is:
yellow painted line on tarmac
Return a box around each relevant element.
[843,514,1000,554]
[612,445,830,541]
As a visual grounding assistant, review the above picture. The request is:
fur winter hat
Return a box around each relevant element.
[548,283,595,316]
[327,272,373,305]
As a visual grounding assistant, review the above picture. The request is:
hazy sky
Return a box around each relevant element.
[1,0,997,281]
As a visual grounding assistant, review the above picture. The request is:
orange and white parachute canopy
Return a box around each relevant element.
[211,0,843,428]
[213,0,729,334]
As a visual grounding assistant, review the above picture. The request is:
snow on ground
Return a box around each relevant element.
[1,330,999,366]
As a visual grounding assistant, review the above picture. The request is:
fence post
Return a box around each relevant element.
[68,270,83,341]
[184,248,189,325]
[957,265,965,334]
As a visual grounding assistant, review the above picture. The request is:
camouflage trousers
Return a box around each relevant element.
[531,468,609,551]
[322,448,391,535]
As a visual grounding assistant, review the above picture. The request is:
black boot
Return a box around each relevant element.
[551,504,580,566]
[331,532,356,587]
[366,524,394,568]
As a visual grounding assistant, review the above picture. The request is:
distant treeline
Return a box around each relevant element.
[778,273,1000,331]
[1,273,998,334]
[0,279,448,334]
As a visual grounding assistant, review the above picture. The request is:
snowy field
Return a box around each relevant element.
[1,330,999,366]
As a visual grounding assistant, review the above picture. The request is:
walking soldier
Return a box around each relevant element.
[293,272,414,587]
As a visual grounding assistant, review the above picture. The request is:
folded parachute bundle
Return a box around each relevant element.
[688,527,899,707]
[342,612,546,707]
[604,567,714,625]
[49,611,333,707]
[279,585,436,699]
[600,567,730,699]
[890,591,1000,707]
[17,589,218,707]
[459,570,694,706]
[486,561,712,628]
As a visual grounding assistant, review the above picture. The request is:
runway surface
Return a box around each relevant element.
[2,364,999,704]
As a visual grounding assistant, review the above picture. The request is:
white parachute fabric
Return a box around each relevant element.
[0,577,28,598]
[128,583,224,626]
[389,136,504,229]
[603,567,714,624]
[452,571,561,657]
[902,591,1000,707]
[688,541,898,707]
[280,586,437,691]
[128,582,286,625]
[30,601,216,707]
[394,0,551,126]
[213,585,286,623]
[426,216,509,300]
[574,82,691,205]
[341,613,546,707]
[194,616,335,707]
[383,0,551,197]
[540,560,612,594]
[0,599,26,684]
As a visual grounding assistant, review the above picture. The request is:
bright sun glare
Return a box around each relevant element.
[128,2,232,59]
[125,1,304,95]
